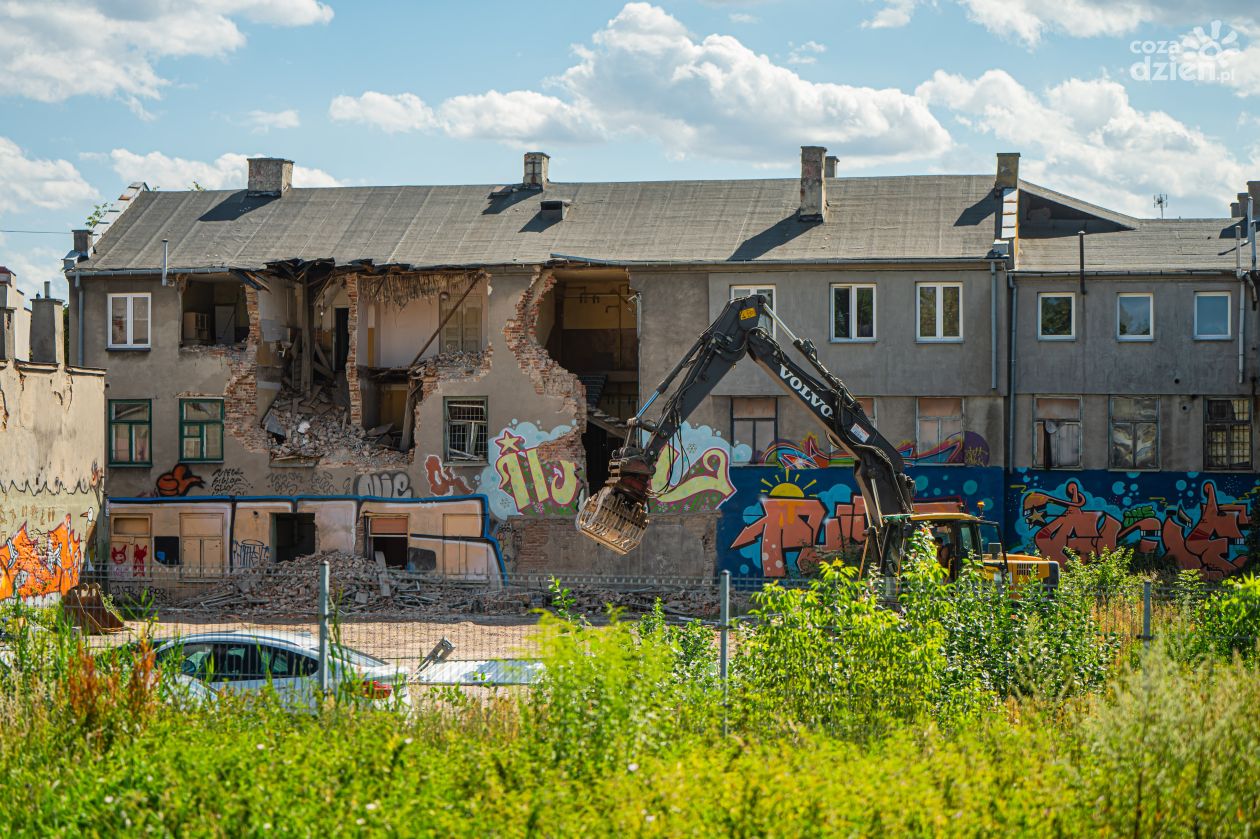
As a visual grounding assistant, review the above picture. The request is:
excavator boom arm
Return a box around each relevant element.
[577,295,916,573]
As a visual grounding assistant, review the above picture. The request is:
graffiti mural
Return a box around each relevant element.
[487,423,583,518]
[757,431,991,468]
[231,539,270,570]
[209,468,252,495]
[0,516,83,599]
[154,464,206,497]
[1011,471,1260,578]
[349,471,413,498]
[265,469,336,496]
[718,465,1003,580]
[647,424,743,514]
[424,455,472,496]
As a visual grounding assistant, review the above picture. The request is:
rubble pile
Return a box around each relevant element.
[181,551,740,619]
[410,350,490,391]
[263,386,407,465]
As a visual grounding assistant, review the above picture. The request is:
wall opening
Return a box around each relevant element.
[181,278,248,346]
[367,515,409,568]
[272,513,316,562]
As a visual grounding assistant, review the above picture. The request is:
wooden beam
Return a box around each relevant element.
[299,282,313,395]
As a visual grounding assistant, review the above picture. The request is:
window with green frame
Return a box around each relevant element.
[180,399,224,462]
[108,400,152,466]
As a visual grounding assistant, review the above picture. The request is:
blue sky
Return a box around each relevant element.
[3,0,1259,298]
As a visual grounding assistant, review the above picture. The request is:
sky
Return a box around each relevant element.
[2,0,1259,299]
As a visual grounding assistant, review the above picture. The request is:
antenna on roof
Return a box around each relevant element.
[1153,194,1169,218]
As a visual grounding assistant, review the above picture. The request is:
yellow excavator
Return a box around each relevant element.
[577,294,1058,589]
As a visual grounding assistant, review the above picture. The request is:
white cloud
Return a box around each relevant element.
[329,3,951,168]
[917,69,1251,215]
[0,240,67,300]
[729,12,758,23]
[786,40,827,65]
[0,137,97,215]
[866,0,1260,46]
[0,1,332,105]
[328,92,437,133]
[246,109,301,132]
[108,150,342,190]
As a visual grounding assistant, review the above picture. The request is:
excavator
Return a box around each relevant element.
[577,294,1058,589]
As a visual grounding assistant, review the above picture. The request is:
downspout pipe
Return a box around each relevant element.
[990,260,998,390]
[1006,269,1017,473]
[75,269,83,367]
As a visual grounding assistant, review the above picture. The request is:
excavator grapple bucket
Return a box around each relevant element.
[63,583,126,635]
[577,485,648,555]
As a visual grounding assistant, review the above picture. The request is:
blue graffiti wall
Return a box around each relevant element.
[716,465,1259,581]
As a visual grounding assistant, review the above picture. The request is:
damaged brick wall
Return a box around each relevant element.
[222,286,270,454]
[503,512,719,578]
[344,274,362,428]
[503,268,586,465]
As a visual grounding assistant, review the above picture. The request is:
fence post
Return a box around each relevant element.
[1142,580,1152,651]
[719,570,730,737]
[318,561,331,695]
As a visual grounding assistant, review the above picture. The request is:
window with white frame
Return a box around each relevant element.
[1194,292,1231,340]
[916,283,962,341]
[1204,398,1251,471]
[1110,396,1159,469]
[730,285,775,337]
[1038,293,1075,340]
[730,396,777,464]
[917,397,963,459]
[444,398,488,463]
[830,284,875,341]
[108,293,151,349]
[1033,397,1081,468]
[1116,293,1153,341]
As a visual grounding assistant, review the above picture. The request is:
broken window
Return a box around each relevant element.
[730,285,776,337]
[108,293,150,349]
[439,293,483,353]
[444,398,488,463]
[831,284,875,341]
[181,279,247,346]
[917,283,962,341]
[368,516,409,568]
[1034,397,1081,469]
[109,400,152,466]
[1038,293,1075,340]
[917,397,963,459]
[1116,293,1153,340]
[1110,396,1159,469]
[180,398,225,462]
[731,396,777,464]
[1205,398,1251,471]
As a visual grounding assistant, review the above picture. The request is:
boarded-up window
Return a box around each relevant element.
[917,397,963,459]
[441,513,484,576]
[368,516,409,568]
[180,514,224,577]
[1034,397,1082,469]
[109,516,151,581]
[440,294,483,353]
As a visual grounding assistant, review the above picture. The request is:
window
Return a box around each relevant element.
[439,293,484,353]
[730,285,775,337]
[1110,397,1159,469]
[917,397,963,459]
[1116,293,1153,341]
[731,396,777,463]
[916,283,962,341]
[445,398,488,463]
[1033,397,1082,468]
[1194,292,1231,340]
[108,293,151,349]
[1205,398,1252,470]
[1038,293,1075,340]
[179,399,224,462]
[830,284,875,341]
[108,400,151,466]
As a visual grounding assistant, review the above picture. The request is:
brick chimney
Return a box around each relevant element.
[799,145,827,222]
[247,157,293,196]
[995,152,1020,190]
[523,152,549,190]
[30,294,64,365]
[72,228,93,258]
[1248,181,1260,217]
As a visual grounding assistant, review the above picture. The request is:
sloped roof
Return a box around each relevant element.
[79,175,1004,273]
[1018,218,1243,273]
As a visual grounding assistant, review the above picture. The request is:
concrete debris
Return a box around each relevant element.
[175,551,741,619]
[263,386,407,465]
[409,350,489,383]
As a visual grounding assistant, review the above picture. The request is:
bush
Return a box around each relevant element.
[1192,575,1260,661]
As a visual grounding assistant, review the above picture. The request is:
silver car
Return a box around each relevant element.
[151,630,410,711]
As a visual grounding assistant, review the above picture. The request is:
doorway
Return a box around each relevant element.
[334,307,350,372]
[272,513,317,563]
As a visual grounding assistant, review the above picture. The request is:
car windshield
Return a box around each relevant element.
[329,644,386,668]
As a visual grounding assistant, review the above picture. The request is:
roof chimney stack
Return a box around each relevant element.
[30,294,64,365]
[824,155,838,179]
[1248,181,1260,216]
[247,157,293,196]
[523,152,549,190]
[72,228,93,258]
[799,145,827,222]
[995,152,1020,190]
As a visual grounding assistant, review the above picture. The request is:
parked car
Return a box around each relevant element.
[150,630,410,711]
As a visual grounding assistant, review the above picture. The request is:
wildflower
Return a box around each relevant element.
[257,743,266,750]
[366,803,379,811]
[628,762,639,772]
[104,795,115,804]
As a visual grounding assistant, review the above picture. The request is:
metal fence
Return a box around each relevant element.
[75,563,1254,693]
